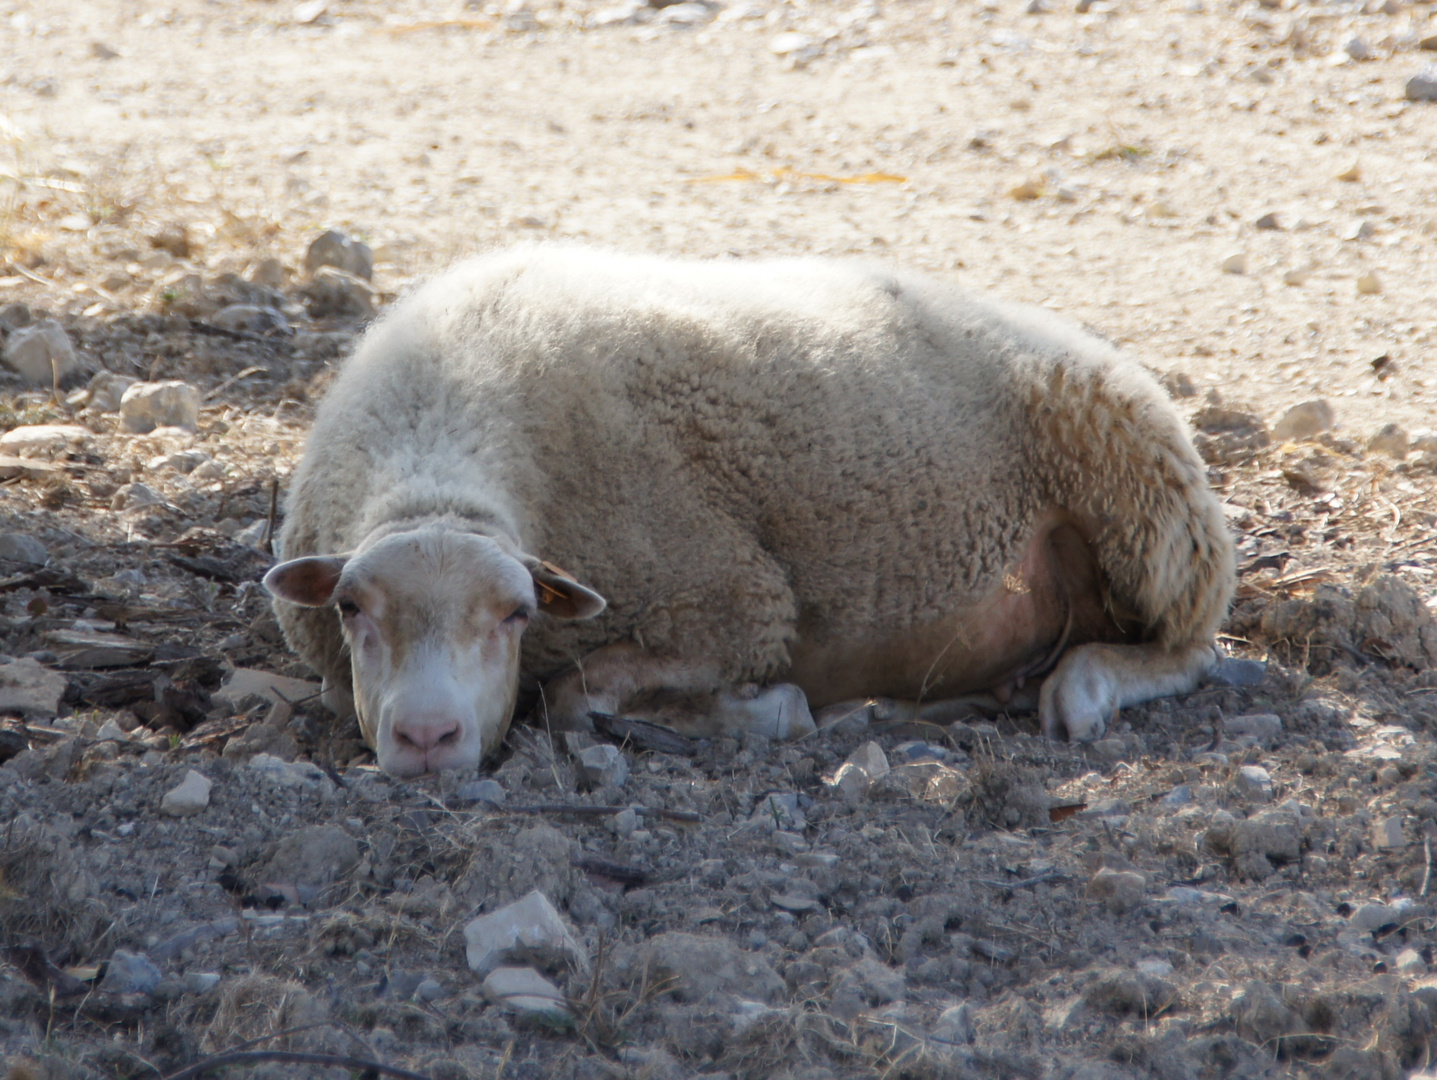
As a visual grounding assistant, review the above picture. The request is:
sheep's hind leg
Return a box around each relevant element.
[1038,641,1218,742]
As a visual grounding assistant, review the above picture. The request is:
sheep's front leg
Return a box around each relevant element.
[540,643,815,739]
[1038,641,1218,742]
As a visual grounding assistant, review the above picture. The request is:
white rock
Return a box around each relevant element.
[213,668,322,711]
[609,807,639,836]
[827,761,873,798]
[1350,901,1401,933]
[1356,271,1382,295]
[1223,713,1282,746]
[1233,765,1273,802]
[482,966,570,1020]
[576,743,629,788]
[1271,400,1334,442]
[1367,423,1409,459]
[845,741,890,780]
[0,533,47,565]
[2,320,79,386]
[305,229,373,280]
[86,371,138,412]
[95,718,129,742]
[110,482,165,513]
[1221,252,1247,274]
[0,657,68,717]
[0,424,90,457]
[931,1002,975,1045]
[148,449,211,474]
[100,950,161,994]
[248,753,329,788]
[1372,816,1406,850]
[119,380,201,434]
[1136,958,1174,978]
[1396,947,1426,974]
[464,890,588,976]
[770,31,816,55]
[161,770,213,816]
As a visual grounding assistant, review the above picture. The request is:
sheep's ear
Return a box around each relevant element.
[263,554,351,607]
[523,557,607,620]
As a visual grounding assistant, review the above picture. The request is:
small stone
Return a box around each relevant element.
[0,302,32,330]
[482,966,570,1021]
[576,744,629,789]
[415,977,445,1001]
[770,892,821,913]
[294,0,328,24]
[769,31,815,55]
[1395,948,1426,975]
[300,266,376,320]
[1208,658,1267,687]
[1343,37,1372,61]
[149,449,211,474]
[1336,161,1362,182]
[1159,785,1193,808]
[1421,34,1437,52]
[1406,64,1437,102]
[1372,816,1405,850]
[111,482,165,512]
[1356,271,1383,295]
[1221,252,1247,275]
[0,424,90,457]
[85,371,138,412]
[1345,220,1376,242]
[0,657,69,717]
[0,533,47,565]
[609,807,639,836]
[1350,902,1400,933]
[1233,765,1274,802]
[1254,212,1281,230]
[456,779,506,805]
[100,950,161,995]
[161,769,212,816]
[184,971,221,994]
[931,1002,975,1045]
[1224,713,1282,746]
[1009,178,1045,200]
[464,890,588,976]
[210,304,290,336]
[1282,267,1311,286]
[1272,399,1334,441]
[247,257,286,289]
[845,741,890,780]
[1087,867,1146,913]
[119,380,201,433]
[1367,423,1409,459]
[212,668,322,712]
[95,718,129,742]
[2,320,79,387]
[828,761,872,799]
[1235,809,1301,863]
[304,229,374,280]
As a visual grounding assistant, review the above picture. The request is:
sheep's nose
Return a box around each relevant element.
[393,714,460,753]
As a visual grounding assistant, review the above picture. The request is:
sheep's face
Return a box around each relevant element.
[264,530,605,777]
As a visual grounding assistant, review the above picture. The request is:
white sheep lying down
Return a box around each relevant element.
[265,244,1235,778]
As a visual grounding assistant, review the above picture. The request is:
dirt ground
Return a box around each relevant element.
[2,0,1437,1077]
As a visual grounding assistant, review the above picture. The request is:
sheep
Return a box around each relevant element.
[264,244,1234,778]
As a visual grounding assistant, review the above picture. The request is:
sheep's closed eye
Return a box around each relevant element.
[503,605,531,624]
[337,598,360,618]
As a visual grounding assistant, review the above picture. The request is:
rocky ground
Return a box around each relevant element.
[3,0,1437,1077]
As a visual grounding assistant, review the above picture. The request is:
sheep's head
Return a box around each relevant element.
[263,529,605,777]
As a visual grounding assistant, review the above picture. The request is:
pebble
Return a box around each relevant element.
[576,744,629,789]
[1336,161,1362,182]
[464,890,588,976]
[845,741,890,780]
[1233,765,1274,802]
[161,770,213,816]
[0,301,31,330]
[111,482,165,512]
[1281,267,1311,287]
[95,718,129,742]
[0,533,47,565]
[1406,64,1437,101]
[482,966,570,1021]
[1087,867,1146,912]
[1271,399,1334,442]
[0,657,69,717]
[769,31,816,55]
[1223,713,1282,746]
[1395,948,1426,975]
[1356,271,1382,295]
[86,371,138,412]
[609,807,639,836]
[210,303,291,336]
[149,449,211,474]
[184,971,221,994]
[1208,657,1267,688]
[119,380,201,433]
[247,257,286,288]
[1343,37,1372,61]
[100,950,162,995]
[2,320,79,387]
[1220,252,1247,275]
[1159,784,1193,808]
[931,1002,975,1045]
[0,424,91,457]
[415,977,445,1001]
[1367,423,1409,459]
[1254,212,1281,231]
[1350,901,1403,933]
[213,667,322,711]
[304,229,374,280]
[456,779,506,805]
[300,267,376,320]
[1372,816,1406,850]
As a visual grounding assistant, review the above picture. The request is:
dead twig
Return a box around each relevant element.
[161,1050,431,1080]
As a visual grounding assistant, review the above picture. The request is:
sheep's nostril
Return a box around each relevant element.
[393,717,460,753]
